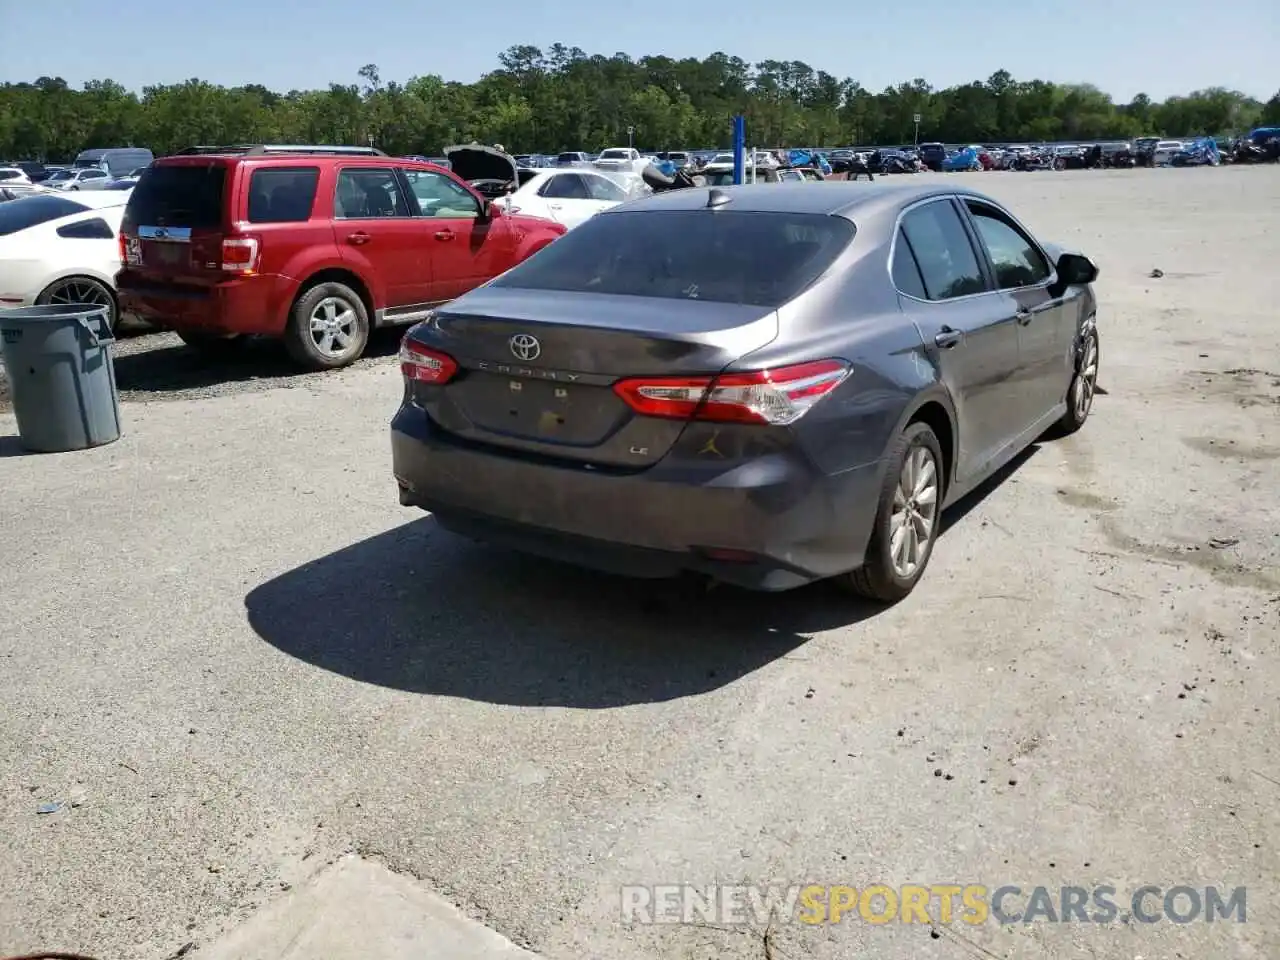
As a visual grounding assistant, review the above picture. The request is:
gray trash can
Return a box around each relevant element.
[0,304,122,453]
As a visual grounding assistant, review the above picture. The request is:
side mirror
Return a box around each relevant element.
[1056,252,1098,286]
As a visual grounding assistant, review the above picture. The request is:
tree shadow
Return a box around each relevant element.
[246,445,1035,708]
[113,328,404,395]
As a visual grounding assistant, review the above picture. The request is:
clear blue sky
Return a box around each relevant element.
[3,0,1275,102]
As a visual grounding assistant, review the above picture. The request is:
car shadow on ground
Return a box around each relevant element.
[112,327,404,395]
[245,445,1037,708]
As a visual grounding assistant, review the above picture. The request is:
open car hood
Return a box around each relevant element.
[443,144,519,183]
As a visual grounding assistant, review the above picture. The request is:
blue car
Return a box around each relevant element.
[942,147,982,172]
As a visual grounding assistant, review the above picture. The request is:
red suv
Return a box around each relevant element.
[116,145,567,369]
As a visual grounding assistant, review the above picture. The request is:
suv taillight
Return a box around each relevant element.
[221,237,260,275]
[613,359,850,426]
[119,232,141,266]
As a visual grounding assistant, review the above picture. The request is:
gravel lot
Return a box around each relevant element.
[2,168,1278,960]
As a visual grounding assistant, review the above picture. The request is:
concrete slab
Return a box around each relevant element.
[191,856,540,960]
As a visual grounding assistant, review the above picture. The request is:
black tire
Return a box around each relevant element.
[1053,327,1099,436]
[35,275,117,331]
[283,281,370,371]
[177,329,247,358]
[844,421,945,603]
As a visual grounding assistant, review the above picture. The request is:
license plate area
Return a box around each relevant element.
[146,241,188,268]
[454,373,624,445]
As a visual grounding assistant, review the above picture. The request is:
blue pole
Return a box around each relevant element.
[732,115,745,185]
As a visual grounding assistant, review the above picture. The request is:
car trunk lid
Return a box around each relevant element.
[410,287,778,469]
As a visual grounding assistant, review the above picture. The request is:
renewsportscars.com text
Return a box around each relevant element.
[620,884,1247,926]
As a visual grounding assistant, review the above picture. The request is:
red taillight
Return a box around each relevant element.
[221,236,260,274]
[399,339,458,384]
[120,232,141,266]
[613,359,850,425]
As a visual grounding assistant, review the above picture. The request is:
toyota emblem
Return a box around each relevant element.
[509,334,541,361]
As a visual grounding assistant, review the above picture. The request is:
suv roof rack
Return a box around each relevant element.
[174,144,388,157]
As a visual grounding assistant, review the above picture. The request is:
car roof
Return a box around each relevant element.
[62,191,130,209]
[605,181,988,221]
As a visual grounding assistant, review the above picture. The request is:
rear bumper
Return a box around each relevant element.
[116,270,297,335]
[390,404,884,592]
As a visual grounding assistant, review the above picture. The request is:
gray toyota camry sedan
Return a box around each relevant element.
[391,182,1100,601]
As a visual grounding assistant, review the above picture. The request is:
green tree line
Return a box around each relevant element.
[3,46,1279,161]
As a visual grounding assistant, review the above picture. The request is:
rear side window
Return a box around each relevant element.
[57,217,114,239]
[491,210,855,308]
[0,195,90,236]
[891,230,928,300]
[541,174,589,200]
[248,167,319,223]
[0,170,22,182]
[899,201,985,301]
[127,163,226,228]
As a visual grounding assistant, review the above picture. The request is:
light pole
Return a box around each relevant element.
[627,125,635,149]
[913,113,921,146]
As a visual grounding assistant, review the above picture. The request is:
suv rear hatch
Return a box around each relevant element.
[120,159,230,284]
[402,207,856,470]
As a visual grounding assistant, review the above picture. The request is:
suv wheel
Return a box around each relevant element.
[284,282,369,371]
[843,422,944,603]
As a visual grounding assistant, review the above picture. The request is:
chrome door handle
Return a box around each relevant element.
[935,328,964,349]
[434,230,454,241]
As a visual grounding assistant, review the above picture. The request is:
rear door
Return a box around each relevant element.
[332,165,424,307]
[537,173,598,229]
[123,161,229,286]
[398,166,507,302]
[959,198,1069,423]
[892,197,1020,481]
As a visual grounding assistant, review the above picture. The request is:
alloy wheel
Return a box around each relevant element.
[889,445,939,579]
[309,296,358,358]
[1073,335,1099,421]
[44,278,114,325]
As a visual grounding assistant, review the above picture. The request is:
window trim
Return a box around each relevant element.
[395,167,482,219]
[887,195,993,304]
[332,165,414,221]
[960,198,1058,292]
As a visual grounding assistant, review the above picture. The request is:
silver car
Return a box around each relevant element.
[392,182,1100,600]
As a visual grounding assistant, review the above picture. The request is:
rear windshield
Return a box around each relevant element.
[126,163,226,228]
[491,209,855,308]
[0,195,89,236]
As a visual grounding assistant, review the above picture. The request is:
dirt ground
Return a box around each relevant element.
[1,167,1277,960]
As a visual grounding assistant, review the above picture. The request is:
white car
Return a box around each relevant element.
[0,192,129,329]
[1152,140,1185,166]
[0,166,33,185]
[41,167,113,191]
[594,147,644,173]
[499,168,637,230]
